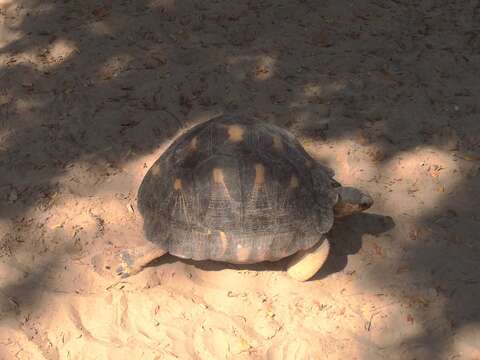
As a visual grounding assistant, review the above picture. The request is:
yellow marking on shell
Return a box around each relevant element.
[218,231,229,256]
[227,125,245,142]
[236,245,252,263]
[289,175,299,188]
[254,163,266,185]
[272,135,284,151]
[189,136,198,151]
[212,168,225,184]
[219,231,227,241]
[151,164,161,176]
[174,178,182,190]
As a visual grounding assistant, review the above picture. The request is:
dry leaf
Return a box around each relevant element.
[396,265,409,274]
[256,67,269,74]
[22,82,34,90]
[92,6,110,18]
[415,297,430,307]
[428,164,444,178]
[408,186,419,194]
[409,228,419,240]
[233,338,251,354]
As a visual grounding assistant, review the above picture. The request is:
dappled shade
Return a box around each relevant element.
[0,0,479,358]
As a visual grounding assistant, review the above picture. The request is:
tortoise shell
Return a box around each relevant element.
[137,114,338,264]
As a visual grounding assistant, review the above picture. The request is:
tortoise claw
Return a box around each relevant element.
[115,265,129,278]
[114,251,139,278]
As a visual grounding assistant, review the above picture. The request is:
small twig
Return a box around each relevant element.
[365,313,375,331]
[105,280,128,291]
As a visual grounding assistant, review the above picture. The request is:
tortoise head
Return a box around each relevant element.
[334,186,373,218]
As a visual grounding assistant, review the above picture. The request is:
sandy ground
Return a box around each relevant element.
[1,0,480,359]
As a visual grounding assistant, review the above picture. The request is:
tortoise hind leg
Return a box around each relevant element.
[287,238,330,282]
[115,244,167,278]
[93,243,167,278]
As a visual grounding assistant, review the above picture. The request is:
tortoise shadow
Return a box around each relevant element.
[146,212,395,277]
[312,212,395,281]
[146,250,288,273]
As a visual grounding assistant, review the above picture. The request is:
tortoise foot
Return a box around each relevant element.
[115,250,142,278]
[287,238,330,282]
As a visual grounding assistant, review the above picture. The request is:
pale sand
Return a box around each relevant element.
[1,0,480,359]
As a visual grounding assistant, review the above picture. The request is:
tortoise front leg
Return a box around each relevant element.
[287,237,330,281]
